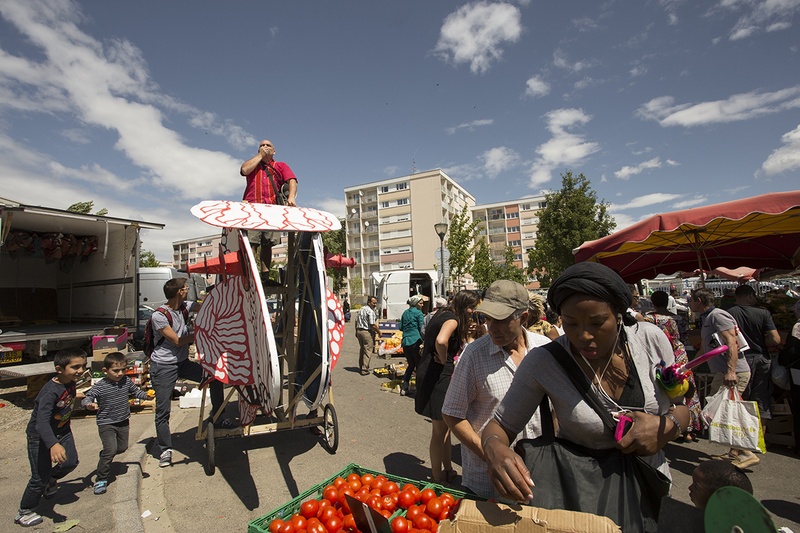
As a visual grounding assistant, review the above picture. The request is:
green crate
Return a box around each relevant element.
[248,463,428,533]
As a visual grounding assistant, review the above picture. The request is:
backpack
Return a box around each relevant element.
[143,305,190,357]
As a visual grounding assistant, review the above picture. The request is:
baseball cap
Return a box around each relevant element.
[477,280,529,320]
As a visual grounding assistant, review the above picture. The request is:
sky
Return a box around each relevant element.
[0,0,798,261]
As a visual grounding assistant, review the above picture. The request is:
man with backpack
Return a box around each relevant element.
[148,277,234,468]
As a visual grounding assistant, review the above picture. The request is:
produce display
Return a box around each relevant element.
[249,465,470,533]
[379,331,404,356]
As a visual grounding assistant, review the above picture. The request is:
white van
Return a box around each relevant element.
[370,270,438,321]
[139,267,208,308]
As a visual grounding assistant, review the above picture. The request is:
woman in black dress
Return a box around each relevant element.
[415,290,482,484]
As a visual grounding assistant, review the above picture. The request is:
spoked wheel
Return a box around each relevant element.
[204,423,216,476]
[321,403,338,454]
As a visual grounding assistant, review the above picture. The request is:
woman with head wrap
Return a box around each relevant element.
[415,290,483,484]
[481,263,688,519]
[399,295,427,396]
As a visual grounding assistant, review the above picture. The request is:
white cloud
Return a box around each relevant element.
[313,197,346,219]
[528,108,600,187]
[660,0,685,25]
[524,75,550,98]
[610,212,638,231]
[480,147,520,177]
[716,0,800,40]
[0,0,251,203]
[671,196,708,209]
[759,124,800,175]
[610,193,682,211]
[553,48,596,73]
[445,118,494,135]
[442,162,483,182]
[636,86,800,127]
[614,157,664,180]
[434,2,523,74]
[572,17,600,32]
[383,165,400,176]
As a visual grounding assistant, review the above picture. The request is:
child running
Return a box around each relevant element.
[15,348,87,527]
[81,351,153,495]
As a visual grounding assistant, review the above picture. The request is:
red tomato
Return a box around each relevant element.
[318,506,338,523]
[333,477,347,490]
[391,517,409,533]
[366,495,382,510]
[361,473,375,487]
[405,486,421,503]
[308,523,327,533]
[323,486,339,505]
[380,510,392,519]
[338,488,355,512]
[381,495,396,512]
[381,481,399,496]
[406,505,424,521]
[439,493,455,508]
[370,488,382,497]
[269,519,285,533]
[348,479,362,492]
[280,521,296,533]
[425,497,443,518]
[413,514,433,531]
[371,478,385,492]
[318,500,331,510]
[419,489,436,505]
[325,516,343,533]
[291,516,308,531]
[397,490,416,510]
[297,530,307,533]
[431,522,438,533]
[301,500,320,519]
[438,510,450,522]
[342,514,357,533]
[346,473,360,484]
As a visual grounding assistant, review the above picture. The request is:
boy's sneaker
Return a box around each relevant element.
[159,450,172,468]
[14,510,43,527]
[42,478,58,499]
[93,480,108,495]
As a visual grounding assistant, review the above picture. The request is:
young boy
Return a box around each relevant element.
[81,351,153,495]
[689,459,754,510]
[15,348,87,527]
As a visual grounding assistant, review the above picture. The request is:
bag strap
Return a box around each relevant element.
[263,162,283,205]
[539,395,555,439]
[542,341,618,434]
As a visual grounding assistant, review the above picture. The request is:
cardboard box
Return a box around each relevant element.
[438,500,620,533]
[91,327,128,357]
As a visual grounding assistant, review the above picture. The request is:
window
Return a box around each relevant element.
[520,203,531,211]
[539,201,547,209]
[506,212,519,219]
[396,198,409,206]
[396,182,408,191]
[380,201,390,208]
[379,186,389,193]
[507,226,520,233]
[509,240,521,246]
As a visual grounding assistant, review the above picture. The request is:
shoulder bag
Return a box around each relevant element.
[513,341,671,533]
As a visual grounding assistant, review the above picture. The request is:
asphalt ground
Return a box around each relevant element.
[1,330,799,532]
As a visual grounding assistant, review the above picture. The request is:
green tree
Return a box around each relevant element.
[139,249,160,267]
[496,245,526,285]
[67,201,108,216]
[527,171,615,286]
[471,240,496,290]
[445,205,481,291]
[322,220,348,294]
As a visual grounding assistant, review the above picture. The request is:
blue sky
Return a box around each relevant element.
[0,0,798,261]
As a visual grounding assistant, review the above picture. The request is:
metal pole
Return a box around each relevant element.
[439,235,445,297]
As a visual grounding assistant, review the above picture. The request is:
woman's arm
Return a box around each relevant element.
[482,419,534,502]
[434,319,458,364]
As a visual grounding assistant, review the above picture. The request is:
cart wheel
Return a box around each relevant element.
[321,403,339,453]
[204,423,216,476]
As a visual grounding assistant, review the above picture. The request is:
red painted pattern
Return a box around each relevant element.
[326,289,345,370]
[191,200,340,232]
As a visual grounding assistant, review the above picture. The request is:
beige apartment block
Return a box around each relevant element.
[172,233,288,273]
[471,195,548,286]
[344,169,475,298]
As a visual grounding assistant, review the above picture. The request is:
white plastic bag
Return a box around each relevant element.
[700,387,727,427]
[708,387,766,454]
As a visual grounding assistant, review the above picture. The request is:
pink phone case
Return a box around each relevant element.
[615,414,633,441]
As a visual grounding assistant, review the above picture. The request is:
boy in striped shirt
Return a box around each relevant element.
[82,352,153,495]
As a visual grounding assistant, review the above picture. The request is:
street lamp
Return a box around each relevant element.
[434,221,448,298]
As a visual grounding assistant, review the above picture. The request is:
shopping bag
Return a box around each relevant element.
[700,387,727,427]
[708,388,766,454]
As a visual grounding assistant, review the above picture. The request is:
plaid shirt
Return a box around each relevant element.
[442,330,550,499]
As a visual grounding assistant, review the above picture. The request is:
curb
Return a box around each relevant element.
[112,422,154,533]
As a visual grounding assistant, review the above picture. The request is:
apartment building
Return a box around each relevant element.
[172,233,288,271]
[471,194,548,280]
[344,169,475,296]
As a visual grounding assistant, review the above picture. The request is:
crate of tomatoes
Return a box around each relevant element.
[248,463,478,533]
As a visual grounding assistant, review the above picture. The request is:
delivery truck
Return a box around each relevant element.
[370,270,438,321]
[0,197,163,363]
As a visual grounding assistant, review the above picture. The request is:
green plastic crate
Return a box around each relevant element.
[248,463,429,533]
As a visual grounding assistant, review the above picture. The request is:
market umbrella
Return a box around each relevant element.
[573,191,800,283]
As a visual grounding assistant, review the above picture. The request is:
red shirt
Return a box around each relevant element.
[242,160,296,204]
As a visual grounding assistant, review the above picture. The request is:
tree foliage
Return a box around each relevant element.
[471,240,496,290]
[496,245,527,285]
[322,220,348,294]
[445,205,480,290]
[67,201,107,216]
[139,249,160,267]
[526,171,615,286]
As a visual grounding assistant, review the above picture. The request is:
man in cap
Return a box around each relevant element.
[442,280,550,498]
